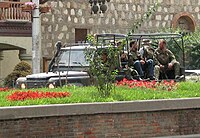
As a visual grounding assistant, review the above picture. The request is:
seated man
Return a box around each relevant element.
[101,49,120,72]
[120,51,128,68]
[128,41,146,80]
[120,51,138,80]
[154,39,181,80]
[139,39,155,80]
[129,41,154,80]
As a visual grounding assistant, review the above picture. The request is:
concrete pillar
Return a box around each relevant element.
[32,0,41,74]
[19,50,32,66]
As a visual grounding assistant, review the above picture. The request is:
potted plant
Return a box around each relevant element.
[21,2,36,12]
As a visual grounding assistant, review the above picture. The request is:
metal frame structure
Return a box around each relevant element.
[95,33,127,45]
[95,33,186,80]
[127,33,185,79]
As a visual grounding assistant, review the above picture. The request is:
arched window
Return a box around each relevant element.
[171,12,196,32]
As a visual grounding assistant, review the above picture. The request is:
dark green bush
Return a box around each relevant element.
[14,61,31,71]
[183,29,200,69]
[4,61,32,87]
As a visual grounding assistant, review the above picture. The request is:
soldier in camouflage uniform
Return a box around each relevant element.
[128,41,145,80]
[139,39,155,80]
[154,39,180,80]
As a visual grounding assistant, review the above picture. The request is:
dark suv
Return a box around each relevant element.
[16,42,93,89]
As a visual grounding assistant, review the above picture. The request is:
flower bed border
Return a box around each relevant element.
[1,98,200,137]
[0,97,200,120]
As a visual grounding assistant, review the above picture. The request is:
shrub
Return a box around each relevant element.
[183,28,200,69]
[85,34,119,97]
[4,61,32,87]
[14,61,32,71]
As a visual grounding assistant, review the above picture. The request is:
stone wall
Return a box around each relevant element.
[1,98,200,137]
[40,0,199,58]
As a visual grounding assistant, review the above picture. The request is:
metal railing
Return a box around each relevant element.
[0,2,31,22]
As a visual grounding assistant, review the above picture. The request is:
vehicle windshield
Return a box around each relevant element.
[58,49,89,67]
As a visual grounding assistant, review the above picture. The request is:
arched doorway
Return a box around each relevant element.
[171,12,196,32]
[0,43,30,80]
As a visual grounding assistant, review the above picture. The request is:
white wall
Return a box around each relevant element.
[0,36,32,80]
[1,50,21,79]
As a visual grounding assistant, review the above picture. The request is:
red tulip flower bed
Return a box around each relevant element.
[0,87,10,92]
[7,90,71,101]
[116,79,178,91]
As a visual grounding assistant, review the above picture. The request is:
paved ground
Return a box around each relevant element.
[185,70,200,82]
[155,134,200,138]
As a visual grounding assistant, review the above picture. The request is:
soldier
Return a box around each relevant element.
[154,39,181,80]
[101,49,119,72]
[138,39,155,80]
[128,41,144,80]
[119,51,133,80]
[120,51,128,68]
[101,50,108,63]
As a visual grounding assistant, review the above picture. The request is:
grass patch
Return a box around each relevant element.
[0,81,200,107]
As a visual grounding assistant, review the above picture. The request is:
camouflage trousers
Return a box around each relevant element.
[124,67,139,80]
[154,61,180,80]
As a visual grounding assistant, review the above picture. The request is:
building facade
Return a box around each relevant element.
[40,0,197,69]
[0,0,199,79]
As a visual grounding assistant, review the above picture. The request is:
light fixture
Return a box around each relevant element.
[21,83,26,89]
[89,0,110,14]
[48,83,55,89]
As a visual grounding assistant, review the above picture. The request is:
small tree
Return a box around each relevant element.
[85,34,121,97]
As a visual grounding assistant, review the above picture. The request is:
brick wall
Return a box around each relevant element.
[0,98,200,137]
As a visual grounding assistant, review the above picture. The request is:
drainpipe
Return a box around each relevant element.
[0,51,3,80]
[32,0,41,74]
